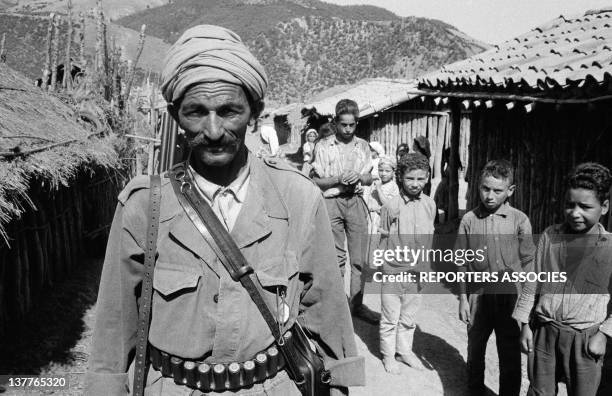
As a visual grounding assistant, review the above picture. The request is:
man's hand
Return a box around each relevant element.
[341,170,360,185]
[520,324,533,354]
[458,294,470,324]
[588,331,607,359]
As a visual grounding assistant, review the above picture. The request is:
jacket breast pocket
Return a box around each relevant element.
[256,255,299,288]
[255,254,300,323]
[153,261,201,299]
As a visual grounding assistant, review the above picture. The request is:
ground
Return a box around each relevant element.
[0,256,610,395]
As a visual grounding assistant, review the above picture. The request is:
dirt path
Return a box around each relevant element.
[2,257,610,396]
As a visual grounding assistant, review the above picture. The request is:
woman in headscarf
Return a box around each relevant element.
[368,141,385,181]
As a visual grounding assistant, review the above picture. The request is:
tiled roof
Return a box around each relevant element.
[419,8,612,97]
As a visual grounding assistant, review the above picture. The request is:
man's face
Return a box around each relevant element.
[173,82,254,167]
[335,114,357,141]
[564,188,608,233]
[401,168,428,197]
[479,175,514,211]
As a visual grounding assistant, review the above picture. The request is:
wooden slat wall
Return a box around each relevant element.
[0,172,124,336]
[367,110,470,183]
[466,106,612,233]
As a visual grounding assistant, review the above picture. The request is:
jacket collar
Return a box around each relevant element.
[165,155,289,264]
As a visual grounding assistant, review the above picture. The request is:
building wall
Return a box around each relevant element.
[465,105,612,233]
[361,105,471,182]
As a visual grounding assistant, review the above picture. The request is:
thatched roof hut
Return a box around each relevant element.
[0,63,118,243]
[0,63,125,330]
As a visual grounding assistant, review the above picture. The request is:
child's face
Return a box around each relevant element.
[401,168,428,197]
[378,163,394,183]
[479,175,515,211]
[307,133,316,142]
[564,188,609,233]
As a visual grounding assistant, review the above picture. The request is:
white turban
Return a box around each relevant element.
[160,25,268,104]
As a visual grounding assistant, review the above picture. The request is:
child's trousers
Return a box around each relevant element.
[380,280,421,358]
[527,321,603,396]
[467,293,521,396]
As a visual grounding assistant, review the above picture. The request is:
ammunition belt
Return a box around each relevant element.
[148,343,286,392]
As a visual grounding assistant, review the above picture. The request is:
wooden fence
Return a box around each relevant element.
[0,170,124,335]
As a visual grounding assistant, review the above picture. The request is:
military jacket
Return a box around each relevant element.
[85,155,364,395]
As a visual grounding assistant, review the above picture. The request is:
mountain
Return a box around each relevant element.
[2,0,167,20]
[116,0,487,104]
[117,0,400,44]
[1,0,488,105]
[0,13,170,82]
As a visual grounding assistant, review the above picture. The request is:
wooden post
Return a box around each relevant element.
[0,33,6,63]
[78,12,86,69]
[41,13,55,90]
[63,0,74,90]
[608,185,612,231]
[50,14,61,91]
[448,100,461,220]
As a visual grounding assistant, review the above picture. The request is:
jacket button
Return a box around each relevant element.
[213,294,219,303]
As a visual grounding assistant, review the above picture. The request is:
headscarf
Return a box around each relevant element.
[305,128,318,139]
[377,155,396,170]
[160,25,268,104]
[413,135,432,159]
[369,141,385,157]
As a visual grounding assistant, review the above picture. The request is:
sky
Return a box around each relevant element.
[327,0,612,44]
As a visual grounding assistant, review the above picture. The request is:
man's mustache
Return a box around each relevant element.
[185,130,238,149]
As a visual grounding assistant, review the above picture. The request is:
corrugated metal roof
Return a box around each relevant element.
[420,8,612,95]
[298,78,419,118]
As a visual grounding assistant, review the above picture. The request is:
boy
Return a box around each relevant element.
[455,159,535,396]
[513,162,612,396]
[378,153,436,374]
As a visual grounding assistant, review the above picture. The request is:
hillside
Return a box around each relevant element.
[115,0,487,104]
[117,0,400,43]
[2,0,167,20]
[249,16,486,104]
[0,13,170,82]
[1,0,488,105]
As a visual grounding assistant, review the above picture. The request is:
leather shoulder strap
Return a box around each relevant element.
[167,165,281,339]
[132,174,161,396]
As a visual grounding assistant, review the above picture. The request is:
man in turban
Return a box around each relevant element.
[86,25,363,395]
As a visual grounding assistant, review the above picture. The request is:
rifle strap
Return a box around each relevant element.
[132,174,161,396]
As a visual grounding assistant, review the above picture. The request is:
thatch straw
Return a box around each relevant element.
[0,64,119,245]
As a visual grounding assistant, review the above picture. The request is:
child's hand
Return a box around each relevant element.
[520,324,533,354]
[587,331,607,359]
[458,295,470,324]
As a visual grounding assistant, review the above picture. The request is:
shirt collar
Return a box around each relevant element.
[400,191,422,202]
[189,154,251,203]
[475,202,511,218]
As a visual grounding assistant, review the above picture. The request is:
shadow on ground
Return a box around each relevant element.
[0,258,103,375]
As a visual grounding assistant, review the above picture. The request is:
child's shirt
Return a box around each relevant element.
[378,192,436,273]
[454,202,535,293]
[368,181,400,213]
[513,223,612,338]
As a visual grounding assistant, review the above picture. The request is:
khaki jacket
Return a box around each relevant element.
[85,156,364,395]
